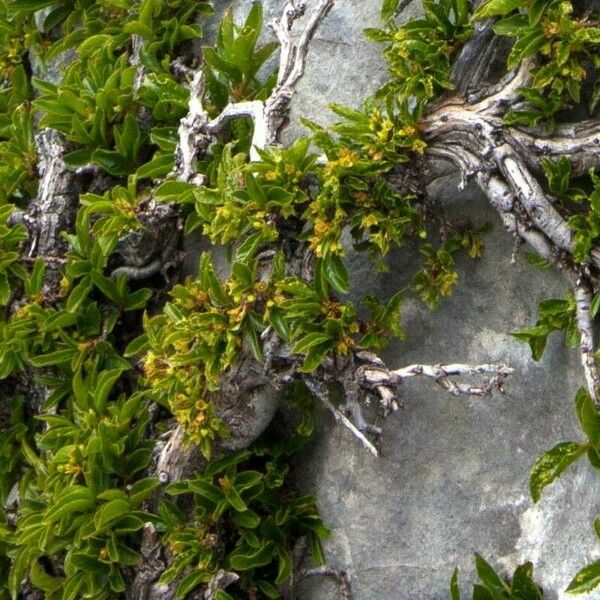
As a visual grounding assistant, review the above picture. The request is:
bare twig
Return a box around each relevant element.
[210,0,337,160]
[207,100,265,161]
[204,570,240,600]
[424,50,600,411]
[172,69,209,183]
[495,146,575,257]
[171,1,337,169]
[572,277,600,405]
[28,129,79,295]
[130,34,145,93]
[358,360,513,399]
[305,377,379,456]
[509,120,600,176]
[274,0,336,91]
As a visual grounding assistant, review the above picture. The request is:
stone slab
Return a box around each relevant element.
[294,177,600,600]
[212,2,600,597]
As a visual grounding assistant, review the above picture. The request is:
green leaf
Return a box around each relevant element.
[64,148,94,167]
[0,275,9,306]
[30,561,62,593]
[229,542,275,570]
[232,509,261,528]
[381,0,400,20]
[235,231,266,262]
[255,581,279,599]
[224,486,247,512]
[112,542,141,566]
[158,499,185,527]
[44,487,95,523]
[155,180,195,200]
[293,332,332,354]
[528,0,551,25]
[566,560,600,594]
[512,325,549,361]
[108,567,125,593]
[472,585,495,600]
[113,514,146,534]
[308,533,326,567]
[176,570,206,599]
[493,14,530,36]
[592,293,600,318]
[363,27,392,43]
[507,32,546,69]
[26,258,45,296]
[205,449,250,477]
[159,549,197,585]
[44,311,77,331]
[511,562,543,599]
[61,571,85,600]
[450,567,461,600]
[298,343,332,373]
[9,0,56,9]
[115,115,141,163]
[136,154,174,179]
[93,148,133,176]
[324,255,349,294]
[129,477,160,506]
[473,0,523,19]
[72,367,89,410]
[589,446,600,470]
[29,348,76,368]
[244,321,264,363]
[269,308,291,342]
[475,554,509,597]
[125,288,153,311]
[94,499,132,530]
[234,470,263,491]
[313,258,330,299]
[43,4,71,31]
[150,127,179,152]
[203,48,242,83]
[187,479,224,503]
[575,388,600,447]
[126,447,153,474]
[529,441,588,502]
[124,333,149,357]
[94,368,126,413]
[67,277,92,312]
[275,549,293,584]
[91,270,121,304]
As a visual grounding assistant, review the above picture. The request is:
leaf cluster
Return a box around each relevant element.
[476,0,600,128]
[512,294,578,360]
[526,387,600,594]
[203,3,277,112]
[159,435,329,599]
[366,0,472,119]
[2,377,157,599]
[451,554,544,599]
[0,0,499,597]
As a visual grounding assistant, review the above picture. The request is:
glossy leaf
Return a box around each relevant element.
[530,442,587,502]
[566,560,600,594]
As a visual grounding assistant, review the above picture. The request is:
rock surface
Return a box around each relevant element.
[295,179,600,600]
[223,1,600,598]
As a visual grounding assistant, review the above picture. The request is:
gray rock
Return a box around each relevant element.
[219,0,421,141]
[207,2,600,598]
[295,178,600,600]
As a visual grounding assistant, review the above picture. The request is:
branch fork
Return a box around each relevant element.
[172,0,336,171]
[424,28,600,405]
